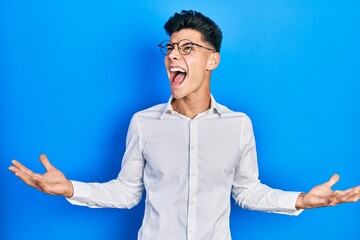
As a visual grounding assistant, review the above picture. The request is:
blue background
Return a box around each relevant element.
[1,1,359,239]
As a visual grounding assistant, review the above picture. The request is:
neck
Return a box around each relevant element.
[171,92,211,119]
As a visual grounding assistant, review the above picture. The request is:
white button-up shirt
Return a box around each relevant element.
[67,95,302,240]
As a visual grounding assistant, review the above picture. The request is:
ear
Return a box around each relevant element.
[206,52,220,71]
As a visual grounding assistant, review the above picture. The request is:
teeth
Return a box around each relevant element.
[170,67,186,73]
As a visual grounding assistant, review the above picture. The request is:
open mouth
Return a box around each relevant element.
[170,67,187,85]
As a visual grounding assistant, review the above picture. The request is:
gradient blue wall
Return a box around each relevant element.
[1,1,359,239]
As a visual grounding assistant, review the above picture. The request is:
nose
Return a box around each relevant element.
[168,44,182,61]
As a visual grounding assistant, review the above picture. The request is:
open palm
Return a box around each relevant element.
[298,174,360,209]
[9,154,73,198]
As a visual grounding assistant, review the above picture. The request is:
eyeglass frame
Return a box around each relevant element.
[157,39,216,55]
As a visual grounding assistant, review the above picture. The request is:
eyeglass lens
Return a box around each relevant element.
[160,40,193,55]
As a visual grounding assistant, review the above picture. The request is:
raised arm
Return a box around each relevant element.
[295,174,360,209]
[9,154,74,198]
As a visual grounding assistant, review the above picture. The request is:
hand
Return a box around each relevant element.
[296,174,360,209]
[9,154,74,198]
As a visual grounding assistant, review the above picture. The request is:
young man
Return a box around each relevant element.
[9,10,360,240]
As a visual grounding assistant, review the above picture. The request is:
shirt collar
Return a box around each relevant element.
[160,94,223,120]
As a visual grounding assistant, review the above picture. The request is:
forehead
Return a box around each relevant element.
[170,29,204,43]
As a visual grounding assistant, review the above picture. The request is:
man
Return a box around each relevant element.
[9,10,360,240]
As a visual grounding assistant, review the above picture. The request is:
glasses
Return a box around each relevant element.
[158,39,216,55]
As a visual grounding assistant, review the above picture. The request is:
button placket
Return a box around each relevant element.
[187,119,198,239]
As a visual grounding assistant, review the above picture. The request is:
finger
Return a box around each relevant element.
[39,154,54,171]
[324,174,340,188]
[11,168,39,188]
[341,187,359,195]
[338,189,360,203]
[349,191,360,202]
[10,160,36,177]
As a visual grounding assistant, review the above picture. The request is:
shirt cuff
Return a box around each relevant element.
[65,180,94,206]
[282,191,304,216]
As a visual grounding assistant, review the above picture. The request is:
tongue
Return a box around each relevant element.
[173,73,186,84]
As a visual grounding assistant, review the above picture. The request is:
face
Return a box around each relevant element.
[164,29,219,100]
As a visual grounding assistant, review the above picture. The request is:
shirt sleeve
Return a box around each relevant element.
[231,114,303,216]
[66,115,145,209]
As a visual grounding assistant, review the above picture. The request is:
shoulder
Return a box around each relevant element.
[132,103,167,120]
[216,102,252,123]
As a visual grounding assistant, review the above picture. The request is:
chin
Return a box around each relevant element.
[171,90,186,100]
[171,93,183,100]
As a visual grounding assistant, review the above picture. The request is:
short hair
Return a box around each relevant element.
[164,10,223,53]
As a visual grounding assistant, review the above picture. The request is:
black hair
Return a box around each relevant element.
[164,10,223,53]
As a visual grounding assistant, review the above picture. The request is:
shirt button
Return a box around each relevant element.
[191,145,196,150]
[191,173,196,178]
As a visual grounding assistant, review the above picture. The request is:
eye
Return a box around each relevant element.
[165,44,174,53]
[180,44,192,54]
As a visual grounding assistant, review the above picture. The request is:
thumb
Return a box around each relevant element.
[324,174,340,188]
[39,154,54,171]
